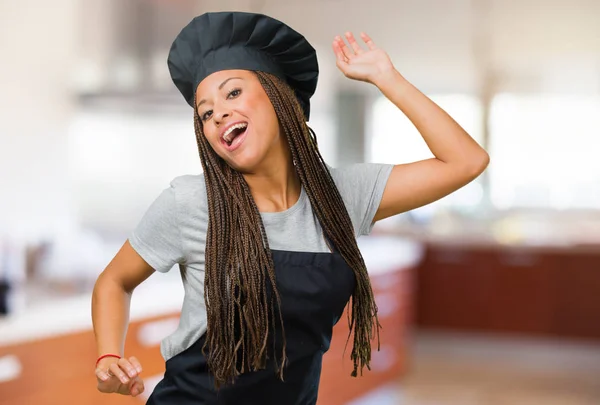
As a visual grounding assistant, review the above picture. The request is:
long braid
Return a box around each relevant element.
[255,71,381,377]
[194,109,285,387]
[192,71,380,388]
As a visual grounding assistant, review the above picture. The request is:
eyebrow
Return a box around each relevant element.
[196,77,243,109]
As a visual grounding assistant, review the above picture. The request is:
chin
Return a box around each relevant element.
[223,150,264,174]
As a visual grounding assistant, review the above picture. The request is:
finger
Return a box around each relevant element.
[109,362,130,384]
[95,367,110,382]
[335,35,355,60]
[332,45,350,75]
[128,356,143,374]
[332,39,348,64]
[345,32,364,54]
[118,357,138,379]
[360,32,378,50]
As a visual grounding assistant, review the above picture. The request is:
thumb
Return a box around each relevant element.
[335,58,351,77]
[128,376,145,397]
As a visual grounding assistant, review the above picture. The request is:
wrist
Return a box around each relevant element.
[96,353,121,369]
[372,68,406,91]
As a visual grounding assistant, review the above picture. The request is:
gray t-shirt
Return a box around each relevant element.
[128,163,393,361]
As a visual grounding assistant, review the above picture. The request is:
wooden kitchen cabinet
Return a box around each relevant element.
[553,251,600,338]
[0,266,414,405]
[0,313,172,405]
[415,243,600,340]
[416,247,496,331]
[486,249,557,334]
[0,236,419,405]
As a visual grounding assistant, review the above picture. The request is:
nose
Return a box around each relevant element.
[213,106,231,126]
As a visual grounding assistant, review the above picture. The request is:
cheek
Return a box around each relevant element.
[201,125,223,153]
[253,98,279,134]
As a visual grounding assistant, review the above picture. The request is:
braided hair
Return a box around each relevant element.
[193,71,380,387]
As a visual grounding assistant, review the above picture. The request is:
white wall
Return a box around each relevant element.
[0,0,80,242]
[2,0,600,242]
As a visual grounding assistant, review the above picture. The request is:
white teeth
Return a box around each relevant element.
[223,123,248,143]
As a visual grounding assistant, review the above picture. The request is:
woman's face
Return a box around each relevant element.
[195,70,285,173]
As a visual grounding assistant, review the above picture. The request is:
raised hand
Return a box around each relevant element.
[95,356,145,397]
[332,32,396,85]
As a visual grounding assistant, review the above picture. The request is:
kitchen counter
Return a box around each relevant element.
[0,236,421,346]
[0,236,422,405]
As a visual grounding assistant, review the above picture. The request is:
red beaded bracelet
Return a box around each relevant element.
[96,354,121,368]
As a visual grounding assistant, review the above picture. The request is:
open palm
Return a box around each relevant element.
[332,32,395,84]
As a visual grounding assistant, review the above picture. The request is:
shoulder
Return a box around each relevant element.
[328,163,367,179]
[161,174,209,220]
[327,163,393,192]
[326,163,394,236]
[169,173,207,200]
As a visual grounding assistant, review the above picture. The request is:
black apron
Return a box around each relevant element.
[147,248,356,405]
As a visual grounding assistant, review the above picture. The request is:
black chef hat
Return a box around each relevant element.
[167,11,319,120]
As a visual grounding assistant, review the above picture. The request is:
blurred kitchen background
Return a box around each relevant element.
[1,0,600,404]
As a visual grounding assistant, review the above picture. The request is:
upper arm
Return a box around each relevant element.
[374,156,489,222]
[127,181,186,273]
[100,240,155,293]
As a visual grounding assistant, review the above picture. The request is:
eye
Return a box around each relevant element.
[227,88,241,99]
[201,110,212,121]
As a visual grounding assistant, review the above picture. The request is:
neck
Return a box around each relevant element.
[243,157,301,213]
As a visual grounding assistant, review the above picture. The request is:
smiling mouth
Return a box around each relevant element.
[222,122,248,146]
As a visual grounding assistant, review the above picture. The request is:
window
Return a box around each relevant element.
[489,94,600,209]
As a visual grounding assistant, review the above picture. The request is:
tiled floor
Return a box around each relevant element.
[396,331,600,405]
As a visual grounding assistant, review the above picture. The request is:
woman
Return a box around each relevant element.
[91,11,489,404]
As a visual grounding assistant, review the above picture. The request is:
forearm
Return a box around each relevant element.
[374,69,489,168]
[92,274,132,357]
